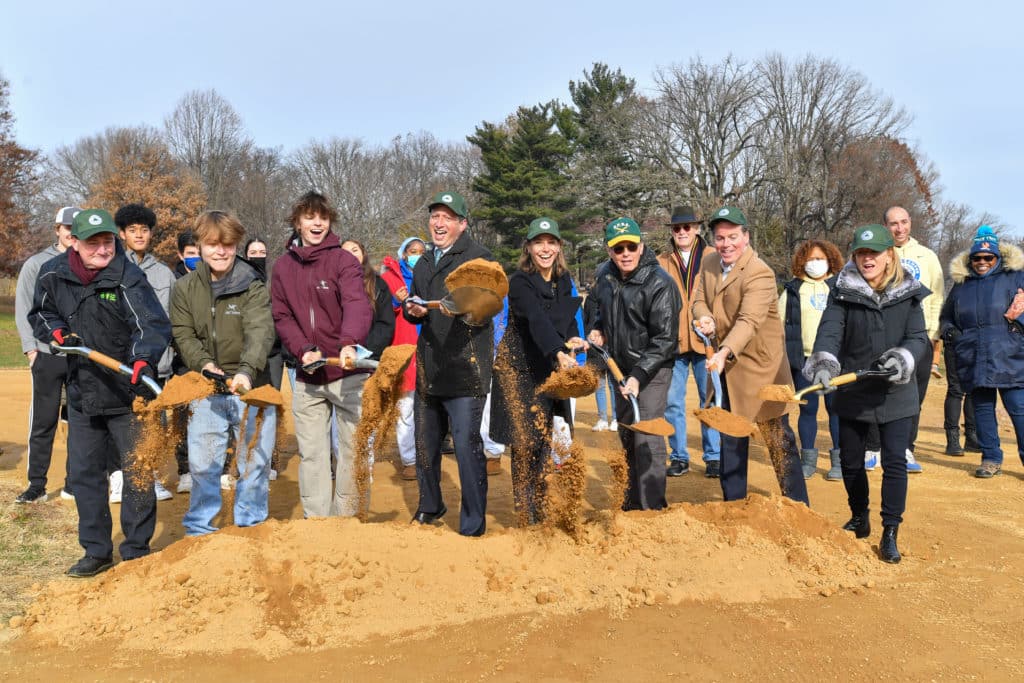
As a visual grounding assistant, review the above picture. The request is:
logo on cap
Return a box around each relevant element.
[613,222,631,233]
[861,230,873,240]
[540,220,550,230]
[442,194,453,203]
[89,215,103,226]
[718,209,729,217]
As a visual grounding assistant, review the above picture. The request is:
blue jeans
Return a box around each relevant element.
[183,394,277,536]
[666,352,721,463]
[593,369,613,422]
[793,366,839,451]
[972,386,1024,466]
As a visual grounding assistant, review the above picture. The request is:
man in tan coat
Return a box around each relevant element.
[692,206,809,504]
[656,206,721,478]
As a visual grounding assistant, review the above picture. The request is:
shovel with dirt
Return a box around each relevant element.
[757,367,897,404]
[690,329,758,438]
[407,258,509,326]
[52,342,162,398]
[200,369,284,408]
[587,344,674,437]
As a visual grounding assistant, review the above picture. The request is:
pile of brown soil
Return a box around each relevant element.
[537,366,598,399]
[14,495,883,658]
[445,258,509,299]
[241,385,284,408]
[625,418,674,437]
[134,372,214,412]
[693,406,757,438]
[758,384,798,403]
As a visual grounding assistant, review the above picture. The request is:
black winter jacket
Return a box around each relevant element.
[805,263,930,424]
[589,247,680,389]
[31,246,171,416]
[403,232,496,397]
[365,275,397,360]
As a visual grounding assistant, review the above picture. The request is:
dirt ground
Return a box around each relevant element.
[1,367,1023,681]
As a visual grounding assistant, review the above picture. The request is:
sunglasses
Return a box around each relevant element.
[671,224,698,233]
[971,254,996,263]
[611,242,639,254]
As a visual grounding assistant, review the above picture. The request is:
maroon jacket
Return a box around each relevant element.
[271,231,372,384]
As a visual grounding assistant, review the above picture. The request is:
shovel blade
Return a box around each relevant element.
[692,407,758,438]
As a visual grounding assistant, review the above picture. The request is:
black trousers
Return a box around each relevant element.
[26,352,69,492]
[719,373,809,505]
[67,405,156,560]
[838,417,912,526]
[614,367,671,511]
[415,393,488,536]
[943,341,976,432]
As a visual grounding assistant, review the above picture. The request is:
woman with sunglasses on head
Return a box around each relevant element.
[804,225,930,563]
[939,226,1024,479]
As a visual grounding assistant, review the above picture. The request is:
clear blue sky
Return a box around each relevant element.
[2,0,1019,232]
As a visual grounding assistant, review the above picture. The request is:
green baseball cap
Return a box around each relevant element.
[428,191,468,218]
[526,217,561,241]
[851,224,894,252]
[72,209,118,240]
[707,205,747,228]
[604,217,642,247]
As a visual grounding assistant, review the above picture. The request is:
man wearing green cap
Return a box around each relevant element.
[586,217,680,510]
[404,191,498,535]
[692,206,809,505]
[30,208,172,577]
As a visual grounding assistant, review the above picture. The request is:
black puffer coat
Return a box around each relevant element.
[403,232,496,397]
[805,262,930,424]
[31,245,171,416]
[588,247,680,389]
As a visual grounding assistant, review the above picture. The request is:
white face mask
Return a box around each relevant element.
[804,259,829,279]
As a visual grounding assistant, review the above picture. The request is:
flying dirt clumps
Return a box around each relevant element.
[537,365,598,400]
[14,495,888,659]
[134,371,215,412]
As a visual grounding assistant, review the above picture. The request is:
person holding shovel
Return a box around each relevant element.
[803,225,930,563]
[586,217,680,511]
[30,208,171,577]
[171,210,278,535]
[691,206,809,506]
[490,217,587,524]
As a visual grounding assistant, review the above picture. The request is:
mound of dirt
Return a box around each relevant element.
[537,365,598,399]
[15,495,886,658]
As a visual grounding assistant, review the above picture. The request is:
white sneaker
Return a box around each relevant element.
[609,420,618,431]
[108,470,123,504]
[220,474,235,490]
[905,449,923,473]
[592,419,609,432]
[864,450,880,471]
[269,469,278,481]
[176,473,192,494]
[154,479,173,501]
[60,488,75,501]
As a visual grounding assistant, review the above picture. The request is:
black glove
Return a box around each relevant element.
[50,329,84,353]
[130,361,158,399]
[811,369,837,395]
[941,326,961,344]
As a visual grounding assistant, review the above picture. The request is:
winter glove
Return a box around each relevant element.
[130,361,158,399]
[50,329,83,353]
[811,369,837,395]
[941,326,961,344]
[877,348,913,384]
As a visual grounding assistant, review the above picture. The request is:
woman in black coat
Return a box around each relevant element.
[803,225,930,564]
[491,218,587,525]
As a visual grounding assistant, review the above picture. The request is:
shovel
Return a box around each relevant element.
[200,369,284,407]
[758,367,898,404]
[587,343,673,437]
[52,342,162,398]
[407,258,509,326]
[690,329,758,438]
[301,356,380,373]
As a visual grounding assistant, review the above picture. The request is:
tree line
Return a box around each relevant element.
[0,54,1005,280]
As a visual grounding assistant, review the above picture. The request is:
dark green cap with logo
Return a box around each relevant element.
[604,217,642,246]
[526,217,561,241]
[72,209,118,240]
[707,205,747,228]
[428,191,468,218]
[851,224,894,252]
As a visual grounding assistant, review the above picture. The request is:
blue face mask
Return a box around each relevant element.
[406,254,421,268]
[184,256,201,271]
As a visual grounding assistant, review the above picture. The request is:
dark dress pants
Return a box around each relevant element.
[838,417,911,526]
[614,367,671,511]
[26,352,69,492]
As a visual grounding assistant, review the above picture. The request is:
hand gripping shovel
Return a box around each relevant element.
[301,356,380,373]
[757,366,898,404]
[690,329,758,438]
[52,342,162,398]
[200,369,284,408]
[587,343,673,437]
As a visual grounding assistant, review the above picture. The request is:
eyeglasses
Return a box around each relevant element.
[611,242,639,254]
[971,254,996,263]
[671,224,698,233]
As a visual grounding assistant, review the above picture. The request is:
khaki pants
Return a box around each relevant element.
[293,373,367,517]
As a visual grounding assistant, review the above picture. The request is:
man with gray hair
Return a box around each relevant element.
[13,206,79,503]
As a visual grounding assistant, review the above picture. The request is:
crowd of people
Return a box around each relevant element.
[11,191,1023,576]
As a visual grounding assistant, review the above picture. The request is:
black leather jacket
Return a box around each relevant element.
[589,246,680,389]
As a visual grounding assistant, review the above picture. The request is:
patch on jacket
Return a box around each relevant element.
[899,258,921,281]
[225,303,241,315]
[98,290,118,303]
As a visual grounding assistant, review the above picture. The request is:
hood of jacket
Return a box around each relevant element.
[834,260,925,306]
[949,242,1024,283]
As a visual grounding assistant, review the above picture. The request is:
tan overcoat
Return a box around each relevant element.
[691,246,791,421]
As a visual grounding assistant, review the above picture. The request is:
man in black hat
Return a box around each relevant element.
[656,206,721,478]
[404,191,498,536]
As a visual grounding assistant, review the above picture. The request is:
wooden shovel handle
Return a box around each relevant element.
[605,357,626,385]
[87,349,129,374]
[830,372,859,388]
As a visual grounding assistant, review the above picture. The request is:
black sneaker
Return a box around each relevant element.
[67,555,114,578]
[15,487,48,504]
[667,461,689,477]
[704,461,721,478]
